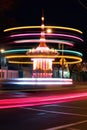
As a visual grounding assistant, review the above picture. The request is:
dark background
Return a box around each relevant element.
[0,0,87,60]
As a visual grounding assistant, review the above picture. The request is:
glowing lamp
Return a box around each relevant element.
[46,28,52,33]
[0,49,5,53]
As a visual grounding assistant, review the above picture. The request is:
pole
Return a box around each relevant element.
[62,44,64,78]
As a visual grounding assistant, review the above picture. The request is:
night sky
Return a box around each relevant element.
[0,0,87,60]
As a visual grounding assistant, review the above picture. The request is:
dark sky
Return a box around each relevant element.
[0,0,87,60]
[0,0,87,30]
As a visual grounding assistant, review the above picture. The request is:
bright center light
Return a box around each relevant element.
[42,17,44,21]
[0,49,5,53]
[46,28,52,33]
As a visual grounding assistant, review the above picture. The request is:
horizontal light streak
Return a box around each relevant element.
[53,61,81,64]
[0,92,87,109]
[9,61,32,64]
[4,26,83,34]
[0,92,87,105]
[7,78,72,81]
[6,55,59,58]
[6,55,82,64]
[6,55,82,59]
[4,81,72,85]
[3,49,28,53]
[3,49,83,57]
[10,33,83,42]
[0,78,73,85]
[57,50,83,56]
[14,39,74,46]
[8,60,82,64]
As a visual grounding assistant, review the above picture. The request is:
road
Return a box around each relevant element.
[0,95,87,130]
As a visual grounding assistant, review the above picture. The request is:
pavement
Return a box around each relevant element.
[0,82,87,129]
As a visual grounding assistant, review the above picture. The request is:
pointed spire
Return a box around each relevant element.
[41,9,44,26]
[39,10,47,47]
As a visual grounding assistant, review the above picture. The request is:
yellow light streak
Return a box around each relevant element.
[7,55,82,64]
[6,55,58,58]
[9,61,32,64]
[4,26,83,34]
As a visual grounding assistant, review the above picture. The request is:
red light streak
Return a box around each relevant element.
[0,92,87,109]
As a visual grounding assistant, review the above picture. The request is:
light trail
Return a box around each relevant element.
[0,92,87,109]
[10,33,83,42]
[4,26,83,34]
[3,49,83,57]
[6,55,82,64]
[13,39,74,46]
[0,78,73,85]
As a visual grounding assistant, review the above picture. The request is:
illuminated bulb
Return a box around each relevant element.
[46,28,52,33]
[42,17,44,21]
[41,32,45,36]
[41,24,44,28]
[0,49,5,53]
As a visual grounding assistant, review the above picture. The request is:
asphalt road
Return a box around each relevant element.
[0,99,87,130]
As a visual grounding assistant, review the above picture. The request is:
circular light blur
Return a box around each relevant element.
[46,28,52,33]
[0,49,5,53]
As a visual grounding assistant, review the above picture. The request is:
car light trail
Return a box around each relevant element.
[0,92,87,109]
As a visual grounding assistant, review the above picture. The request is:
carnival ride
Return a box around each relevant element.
[0,15,83,89]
